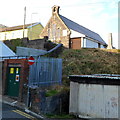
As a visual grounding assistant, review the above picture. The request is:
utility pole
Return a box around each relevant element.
[30,13,38,40]
[107,33,113,49]
[23,6,26,38]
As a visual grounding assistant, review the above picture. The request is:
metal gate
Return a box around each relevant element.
[28,57,62,87]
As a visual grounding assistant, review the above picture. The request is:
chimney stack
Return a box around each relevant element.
[52,5,60,15]
[107,33,113,49]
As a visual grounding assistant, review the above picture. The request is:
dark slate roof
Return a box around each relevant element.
[59,15,107,45]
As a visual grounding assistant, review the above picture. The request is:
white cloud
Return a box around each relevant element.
[0,0,118,48]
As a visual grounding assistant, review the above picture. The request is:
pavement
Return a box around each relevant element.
[0,95,86,120]
[0,95,44,119]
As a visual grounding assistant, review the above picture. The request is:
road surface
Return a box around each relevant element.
[1,102,38,120]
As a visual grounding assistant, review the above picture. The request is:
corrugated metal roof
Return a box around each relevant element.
[69,74,120,85]
[59,15,107,45]
[16,46,47,56]
[69,74,120,80]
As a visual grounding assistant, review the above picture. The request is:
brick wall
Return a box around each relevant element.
[2,59,29,101]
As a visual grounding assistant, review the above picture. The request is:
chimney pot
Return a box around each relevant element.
[52,5,60,15]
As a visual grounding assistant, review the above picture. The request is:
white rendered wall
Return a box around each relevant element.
[0,29,28,40]
[70,30,85,38]
[69,82,119,118]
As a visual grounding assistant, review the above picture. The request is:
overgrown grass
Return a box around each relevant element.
[45,85,70,97]
[59,48,120,85]
[4,38,26,52]
[45,89,59,97]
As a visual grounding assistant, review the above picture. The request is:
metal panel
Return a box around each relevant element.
[28,57,62,87]
[69,82,79,113]
[16,47,47,56]
[70,83,119,118]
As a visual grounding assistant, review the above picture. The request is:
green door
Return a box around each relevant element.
[7,67,21,97]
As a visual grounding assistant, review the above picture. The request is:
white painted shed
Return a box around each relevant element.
[69,74,120,119]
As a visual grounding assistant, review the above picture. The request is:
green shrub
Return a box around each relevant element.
[45,89,59,97]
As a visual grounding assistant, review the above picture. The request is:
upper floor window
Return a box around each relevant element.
[52,24,56,40]
[63,30,67,36]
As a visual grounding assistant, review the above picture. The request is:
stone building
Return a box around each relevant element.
[40,5,107,49]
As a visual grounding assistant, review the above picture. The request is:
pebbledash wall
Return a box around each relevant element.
[2,59,29,101]
[69,75,120,119]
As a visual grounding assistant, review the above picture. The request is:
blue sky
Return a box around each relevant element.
[0,0,119,48]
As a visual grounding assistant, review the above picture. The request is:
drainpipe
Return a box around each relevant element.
[27,87,31,107]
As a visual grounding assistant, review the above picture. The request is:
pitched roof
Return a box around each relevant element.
[59,15,107,45]
[27,22,43,28]
[0,41,16,57]
[0,22,40,32]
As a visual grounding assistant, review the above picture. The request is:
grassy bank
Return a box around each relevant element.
[59,48,119,85]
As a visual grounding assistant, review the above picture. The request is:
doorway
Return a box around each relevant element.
[7,67,21,97]
[71,38,81,49]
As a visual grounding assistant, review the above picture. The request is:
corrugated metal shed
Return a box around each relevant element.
[16,46,47,56]
[60,15,107,45]
[69,74,120,119]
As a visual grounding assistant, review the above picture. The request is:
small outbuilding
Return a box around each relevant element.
[69,74,120,119]
[0,41,16,58]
